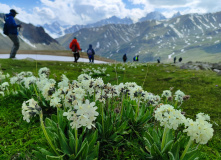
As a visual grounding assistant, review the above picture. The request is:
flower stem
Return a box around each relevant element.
[120,94,124,121]
[39,111,59,156]
[180,139,193,160]
[75,128,78,155]
[101,104,104,133]
[161,127,169,151]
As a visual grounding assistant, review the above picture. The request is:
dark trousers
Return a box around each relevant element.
[89,55,94,63]
[73,52,80,62]
[8,34,20,58]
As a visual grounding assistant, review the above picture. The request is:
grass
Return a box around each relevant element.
[0,59,220,159]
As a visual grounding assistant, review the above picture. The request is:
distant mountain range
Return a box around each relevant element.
[43,11,167,38]
[56,11,221,63]
[0,13,64,50]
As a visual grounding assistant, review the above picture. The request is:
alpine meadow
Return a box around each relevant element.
[0,59,220,159]
[1,1,221,159]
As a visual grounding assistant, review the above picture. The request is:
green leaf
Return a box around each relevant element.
[153,143,163,158]
[144,132,154,145]
[162,140,174,154]
[75,141,88,159]
[46,154,65,160]
[143,137,151,153]
[152,129,161,148]
[58,127,72,155]
[88,130,98,152]
[38,147,55,156]
[168,152,175,160]
[183,149,200,160]
[68,130,76,153]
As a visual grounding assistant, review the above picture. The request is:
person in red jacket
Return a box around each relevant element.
[69,37,82,62]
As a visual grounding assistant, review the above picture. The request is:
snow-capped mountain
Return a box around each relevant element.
[57,11,221,62]
[0,13,64,50]
[139,11,166,22]
[172,12,182,19]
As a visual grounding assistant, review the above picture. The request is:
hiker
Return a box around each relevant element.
[157,57,160,63]
[122,54,127,63]
[87,44,95,63]
[4,9,22,59]
[133,55,139,62]
[69,37,82,62]
[174,57,176,63]
[179,57,182,62]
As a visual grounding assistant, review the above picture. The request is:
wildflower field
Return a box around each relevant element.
[0,59,220,160]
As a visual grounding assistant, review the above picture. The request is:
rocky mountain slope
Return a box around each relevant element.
[0,13,64,51]
[56,11,221,63]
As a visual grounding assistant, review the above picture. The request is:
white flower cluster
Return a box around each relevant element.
[0,71,10,81]
[63,99,99,129]
[155,105,214,144]
[0,82,9,91]
[38,67,50,77]
[161,90,172,98]
[155,104,185,130]
[82,67,107,76]
[183,113,214,144]
[22,98,42,123]
[174,90,186,103]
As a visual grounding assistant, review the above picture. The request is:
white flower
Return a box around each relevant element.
[154,104,185,130]
[174,90,185,103]
[161,90,172,98]
[38,67,50,77]
[22,99,41,123]
[183,115,214,144]
[64,99,99,129]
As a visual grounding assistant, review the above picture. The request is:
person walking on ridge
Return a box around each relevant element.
[122,53,127,63]
[4,9,22,59]
[69,37,82,62]
[87,44,95,63]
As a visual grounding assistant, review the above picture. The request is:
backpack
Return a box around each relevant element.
[72,44,78,52]
[87,49,93,56]
[3,22,9,36]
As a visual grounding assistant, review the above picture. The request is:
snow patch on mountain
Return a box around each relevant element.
[19,35,36,48]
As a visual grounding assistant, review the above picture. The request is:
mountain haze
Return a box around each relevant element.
[57,11,221,62]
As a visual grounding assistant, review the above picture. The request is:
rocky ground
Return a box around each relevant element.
[173,61,221,76]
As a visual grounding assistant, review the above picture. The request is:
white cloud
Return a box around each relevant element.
[1,0,221,27]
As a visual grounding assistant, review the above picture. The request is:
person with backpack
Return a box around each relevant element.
[122,54,127,63]
[133,55,139,62]
[69,37,82,62]
[157,57,161,63]
[87,44,95,63]
[179,57,183,62]
[4,9,22,59]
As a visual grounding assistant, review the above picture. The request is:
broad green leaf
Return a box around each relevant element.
[68,130,76,153]
[168,151,175,160]
[58,127,72,155]
[162,140,174,154]
[183,149,200,160]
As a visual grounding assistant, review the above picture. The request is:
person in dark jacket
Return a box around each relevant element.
[87,44,95,63]
[122,54,127,62]
[174,57,177,63]
[5,9,21,58]
[179,57,182,62]
[69,37,82,62]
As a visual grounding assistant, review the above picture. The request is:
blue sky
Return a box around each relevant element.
[0,0,221,26]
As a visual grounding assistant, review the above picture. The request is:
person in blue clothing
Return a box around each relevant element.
[87,44,95,63]
[4,9,22,58]
[133,55,139,62]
